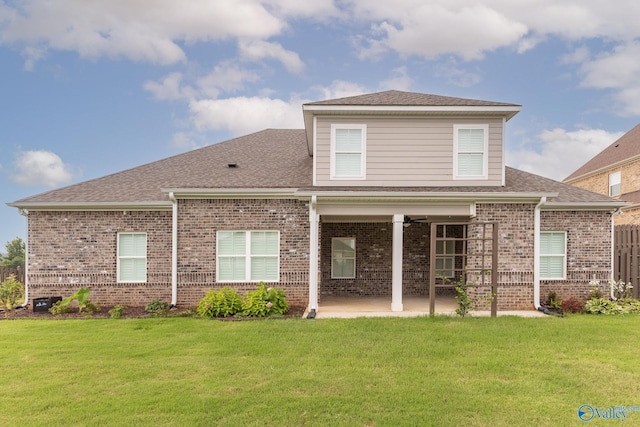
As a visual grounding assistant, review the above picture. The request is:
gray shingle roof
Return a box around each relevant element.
[305,90,520,107]
[565,123,640,181]
[10,128,621,208]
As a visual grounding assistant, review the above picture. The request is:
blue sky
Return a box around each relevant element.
[2,0,640,250]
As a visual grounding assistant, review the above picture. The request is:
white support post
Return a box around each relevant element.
[392,214,404,311]
[309,196,319,311]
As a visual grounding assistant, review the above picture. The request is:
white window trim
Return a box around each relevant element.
[330,124,367,180]
[216,230,280,283]
[453,124,489,180]
[539,231,567,280]
[609,171,621,196]
[331,237,356,279]
[117,232,147,283]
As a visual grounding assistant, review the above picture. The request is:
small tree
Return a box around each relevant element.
[0,274,24,317]
[0,237,25,270]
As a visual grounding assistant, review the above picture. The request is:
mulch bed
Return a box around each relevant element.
[1,305,307,320]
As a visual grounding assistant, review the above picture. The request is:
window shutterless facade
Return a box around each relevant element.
[609,171,621,196]
[217,231,279,282]
[453,124,488,179]
[117,232,147,282]
[330,124,366,180]
[539,231,566,280]
[331,237,356,279]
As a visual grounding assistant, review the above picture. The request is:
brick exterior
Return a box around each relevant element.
[25,200,613,312]
[570,158,640,225]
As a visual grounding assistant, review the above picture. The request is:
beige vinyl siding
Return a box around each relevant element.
[315,116,504,187]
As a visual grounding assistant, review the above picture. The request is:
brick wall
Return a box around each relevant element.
[175,198,310,308]
[27,210,173,306]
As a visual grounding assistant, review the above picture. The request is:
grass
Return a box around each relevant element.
[1,315,640,426]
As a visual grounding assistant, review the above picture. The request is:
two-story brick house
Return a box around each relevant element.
[564,123,640,225]
[9,90,625,314]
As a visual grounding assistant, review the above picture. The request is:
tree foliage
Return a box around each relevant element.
[1,237,25,269]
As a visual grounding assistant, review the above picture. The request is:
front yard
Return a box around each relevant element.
[1,315,639,426]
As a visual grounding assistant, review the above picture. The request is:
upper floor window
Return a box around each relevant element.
[217,230,279,282]
[453,124,488,179]
[331,124,366,180]
[118,232,147,282]
[609,171,621,196]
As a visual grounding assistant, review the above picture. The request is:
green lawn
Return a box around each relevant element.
[1,315,639,426]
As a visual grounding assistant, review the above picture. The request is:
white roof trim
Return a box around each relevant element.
[6,201,172,211]
[162,188,301,199]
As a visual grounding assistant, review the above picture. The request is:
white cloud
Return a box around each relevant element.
[378,66,413,91]
[0,0,285,67]
[143,72,195,101]
[197,61,260,98]
[238,39,304,74]
[313,80,368,100]
[189,96,304,135]
[507,128,624,181]
[10,150,74,187]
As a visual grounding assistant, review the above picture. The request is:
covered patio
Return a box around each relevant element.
[304,295,546,318]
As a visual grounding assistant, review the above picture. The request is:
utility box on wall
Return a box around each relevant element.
[33,297,62,312]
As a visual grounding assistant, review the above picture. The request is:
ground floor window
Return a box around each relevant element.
[540,231,566,279]
[217,230,279,282]
[332,237,356,278]
[117,232,147,282]
[435,239,456,278]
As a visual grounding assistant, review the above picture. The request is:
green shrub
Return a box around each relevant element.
[49,287,99,315]
[145,299,169,317]
[108,305,126,319]
[241,282,289,317]
[197,287,242,318]
[546,292,562,310]
[0,274,24,317]
[584,298,624,315]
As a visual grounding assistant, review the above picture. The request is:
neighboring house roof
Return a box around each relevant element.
[9,127,623,210]
[564,123,640,182]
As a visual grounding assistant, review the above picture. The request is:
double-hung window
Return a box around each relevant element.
[539,231,566,280]
[454,124,488,179]
[609,171,621,196]
[331,237,356,279]
[435,240,456,278]
[118,232,147,282]
[331,124,366,179]
[217,231,279,282]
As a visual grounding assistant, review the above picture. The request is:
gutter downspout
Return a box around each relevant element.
[18,209,29,308]
[307,195,318,318]
[533,197,546,310]
[169,192,178,307]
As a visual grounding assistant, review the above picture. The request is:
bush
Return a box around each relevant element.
[49,287,99,315]
[546,292,562,311]
[108,305,126,319]
[584,298,624,315]
[0,274,24,317]
[241,282,289,317]
[561,297,584,314]
[197,287,242,318]
[145,299,169,317]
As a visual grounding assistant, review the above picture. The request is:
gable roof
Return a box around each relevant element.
[564,123,640,182]
[305,90,520,107]
[9,127,623,210]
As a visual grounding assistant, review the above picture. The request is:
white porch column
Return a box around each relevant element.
[309,196,319,311]
[391,214,404,311]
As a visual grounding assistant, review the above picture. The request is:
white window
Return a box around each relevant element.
[332,237,356,279]
[435,240,456,278]
[454,125,488,179]
[609,171,621,196]
[539,231,566,280]
[118,232,147,282]
[217,231,279,282]
[331,124,366,179]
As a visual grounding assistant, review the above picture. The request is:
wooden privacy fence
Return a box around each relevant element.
[0,266,24,284]
[614,224,640,299]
